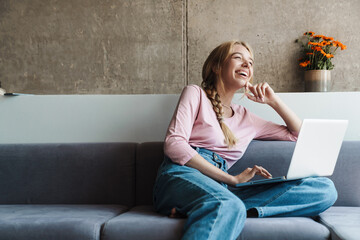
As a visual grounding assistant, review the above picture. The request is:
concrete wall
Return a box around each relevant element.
[0,0,359,94]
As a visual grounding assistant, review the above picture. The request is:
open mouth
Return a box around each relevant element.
[235,70,248,77]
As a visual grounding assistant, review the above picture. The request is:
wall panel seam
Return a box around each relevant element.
[183,0,188,87]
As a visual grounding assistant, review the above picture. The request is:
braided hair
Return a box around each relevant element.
[201,41,254,148]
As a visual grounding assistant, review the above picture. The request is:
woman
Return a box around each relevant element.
[153,40,337,240]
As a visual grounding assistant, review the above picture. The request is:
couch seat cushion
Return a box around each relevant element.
[319,206,360,240]
[102,205,185,240]
[240,217,330,240]
[0,204,128,240]
[102,205,330,240]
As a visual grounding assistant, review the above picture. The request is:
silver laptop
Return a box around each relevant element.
[235,119,348,188]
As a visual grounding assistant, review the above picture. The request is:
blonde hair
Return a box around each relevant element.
[201,40,254,148]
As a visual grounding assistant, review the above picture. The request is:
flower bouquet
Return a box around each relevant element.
[296,31,346,70]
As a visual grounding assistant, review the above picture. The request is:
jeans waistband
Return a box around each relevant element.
[191,146,227,170]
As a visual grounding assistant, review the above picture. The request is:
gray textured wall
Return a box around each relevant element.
[0,0,359,94]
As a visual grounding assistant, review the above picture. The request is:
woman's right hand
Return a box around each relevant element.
[231,165,272,185]
[185,153,272,187]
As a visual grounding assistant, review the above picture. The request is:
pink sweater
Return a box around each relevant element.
[164,85,298,169]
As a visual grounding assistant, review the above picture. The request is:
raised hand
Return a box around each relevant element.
[245,82,278,105]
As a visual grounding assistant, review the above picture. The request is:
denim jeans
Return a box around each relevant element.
[153,147,338,240]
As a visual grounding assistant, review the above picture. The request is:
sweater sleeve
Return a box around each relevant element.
[163,85,201,165]
[248,109,298,141]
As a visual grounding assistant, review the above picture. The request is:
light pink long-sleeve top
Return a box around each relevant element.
[164,85,298,169]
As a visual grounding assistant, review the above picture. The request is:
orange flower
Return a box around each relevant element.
[320,41,331,46]
[333,41,347,50]
[306,52,314,55]
[332,41,340,47]
[325,53,334,59]
[320,49,327,56]
[308,42,321,46]
[340,43,347,50]
[313,35,324,39]
[299,60,310,67]
[312,46,323,52]
[322,36,334,41]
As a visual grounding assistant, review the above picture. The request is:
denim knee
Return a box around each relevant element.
[307,177,338,209]
[320,177,338,207]
[220,196,247,225]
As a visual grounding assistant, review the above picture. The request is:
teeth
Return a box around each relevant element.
[236,71,248,77]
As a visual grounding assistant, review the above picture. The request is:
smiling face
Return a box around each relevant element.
[219,44,254,92]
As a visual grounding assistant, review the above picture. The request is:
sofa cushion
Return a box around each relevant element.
[0,204,128,240]
[0,143,136,205]
[319,206,360,240]
[102,205,330,240]
[102,205,185,240]
[239,217,330,240]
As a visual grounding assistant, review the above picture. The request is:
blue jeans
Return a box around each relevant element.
[153,147,338,240]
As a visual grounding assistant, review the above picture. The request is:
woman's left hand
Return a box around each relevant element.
[245,82,278,105]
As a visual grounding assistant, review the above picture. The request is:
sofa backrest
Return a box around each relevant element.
[135,142,165,205]
[1,141,359,207]
[0,143,137,206]
[330,141,360,206]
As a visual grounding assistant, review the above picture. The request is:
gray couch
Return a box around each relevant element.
[0,140,359,240]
